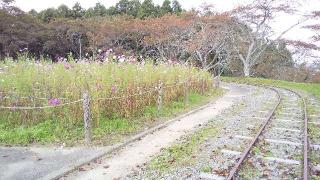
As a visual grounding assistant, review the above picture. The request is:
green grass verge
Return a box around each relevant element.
[221,77,320,98]
[0,89,225,146]
[148,121,222,173]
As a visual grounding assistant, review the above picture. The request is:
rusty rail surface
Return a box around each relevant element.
[284,88,309,180]
[226,86,309,180]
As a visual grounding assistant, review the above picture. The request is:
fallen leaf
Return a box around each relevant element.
[78,167,86,171]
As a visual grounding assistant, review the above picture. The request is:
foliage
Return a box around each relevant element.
[27,0,183,21]
[0,89,221,145]
[160,0,172,16]
[0,56,211,125]
[0,58,221,145]
[1,0,319,83]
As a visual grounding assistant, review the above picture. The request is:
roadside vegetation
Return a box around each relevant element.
[0,57,224,145]
[221,77,320,98]
[148,121,222,173]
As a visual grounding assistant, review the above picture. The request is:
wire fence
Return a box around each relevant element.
[0,76,220,144]
[0,78,204,110]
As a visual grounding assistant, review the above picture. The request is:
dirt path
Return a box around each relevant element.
[63,83,252,180]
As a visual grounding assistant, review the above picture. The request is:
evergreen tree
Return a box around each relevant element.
[28,9,38,17]
[85,7,95,18]
[116,0,130,14]
[161,0,172,16]
[71,2,85,19]
[138,0,158,19]
[38,8,57,23]
[106,6,117,16]
[115,0,142,17]
[127,0,141,17]
[93,2,107,16]
[57,4,71,18]
[172,0,182,14]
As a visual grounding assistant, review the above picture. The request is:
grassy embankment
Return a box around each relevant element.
[221,76,320,98]
[0,60,223,145]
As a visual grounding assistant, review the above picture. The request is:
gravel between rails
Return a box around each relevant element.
[236,88,305,179]
[126,85,278,179]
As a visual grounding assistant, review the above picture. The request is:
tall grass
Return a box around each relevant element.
[0,60,213,128]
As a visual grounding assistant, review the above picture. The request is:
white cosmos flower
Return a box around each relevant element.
[119,57,125,62]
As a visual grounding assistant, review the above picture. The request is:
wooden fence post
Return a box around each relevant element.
[157,81,163,112]
[83,91,91,145]
[201,78,205,95]
[184,80,189,106]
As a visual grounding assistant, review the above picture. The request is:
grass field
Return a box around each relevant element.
[221,77,320,98]
[0,60,221,145]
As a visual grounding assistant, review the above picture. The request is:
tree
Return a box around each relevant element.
[56,4,71,18]
[28,9,38,17]
[161,0,172,16]
[85,3,108,17]
[127,0,141,17]
[0,10,50,58]
[172,0,182,14]
[93,2,107,16]
[116,0,141,17]
[229,0,308,77]
[135,14,194,61]
[38,8,57,23]
[138,0,158,19]
[85,7,95,18]
[71,2,85,19]
[106,6,117,16]
[253,42,294,79]
[302,11,320,60]
[116,0,130,14]
[0,0,14,9]
[187,15,233,72]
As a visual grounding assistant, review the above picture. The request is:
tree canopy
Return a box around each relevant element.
[1,0,319,82]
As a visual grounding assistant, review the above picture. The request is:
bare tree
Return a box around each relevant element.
[230,0,309,76]
[187,14,232,73]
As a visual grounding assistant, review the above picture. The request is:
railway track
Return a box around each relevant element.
[224,87,309,179]
[99,85,317,179]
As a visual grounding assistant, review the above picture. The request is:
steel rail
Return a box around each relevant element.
[282,88,309,180]
[226,86,309,180]
[226,86,281,180]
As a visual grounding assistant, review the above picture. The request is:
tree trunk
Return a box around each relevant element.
[243,63,250,77]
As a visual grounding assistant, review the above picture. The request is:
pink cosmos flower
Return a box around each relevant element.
[64,63,73,70]
[48,98,61,106]
[111,85,117,93]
